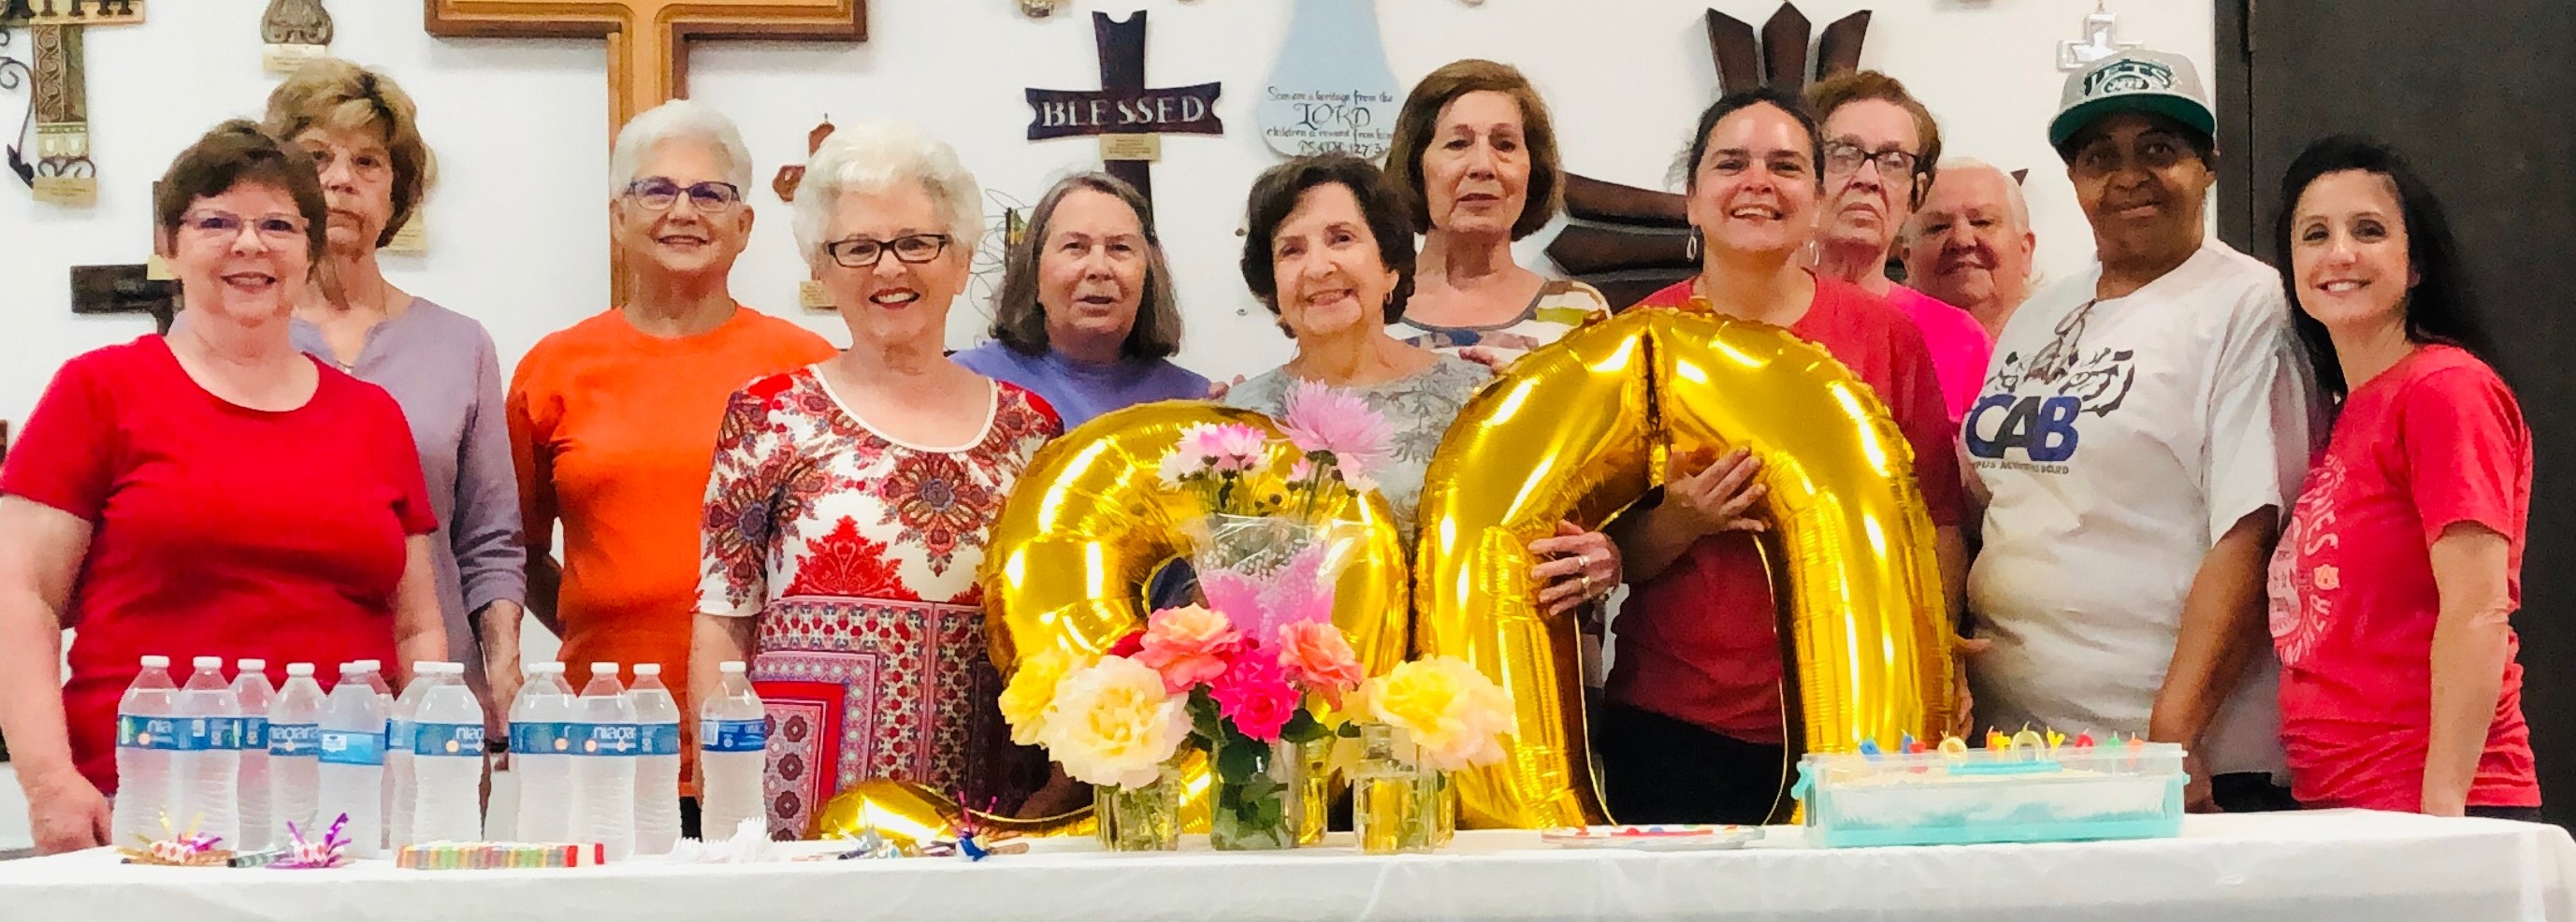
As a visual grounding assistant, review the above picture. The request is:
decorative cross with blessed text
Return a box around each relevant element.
[1023,10,1222,214]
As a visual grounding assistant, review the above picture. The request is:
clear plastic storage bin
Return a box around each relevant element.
[1792,742,2185,847]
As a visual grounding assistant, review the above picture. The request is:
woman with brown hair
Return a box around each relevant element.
[951,171,1207,429]
[0,121,444,853]
[264,59,525,726]
[1381,59,1619,623]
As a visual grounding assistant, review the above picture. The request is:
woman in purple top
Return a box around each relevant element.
[266,61,526,721]
[953,172,1208,427]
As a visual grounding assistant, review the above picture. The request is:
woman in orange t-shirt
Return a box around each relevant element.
[506,100,836,836]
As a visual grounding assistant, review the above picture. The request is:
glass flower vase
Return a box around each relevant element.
[1295,735,1334,846]
[1353,724,1447,855]
[1208,739,1304,851]
[1093,764,1182,852]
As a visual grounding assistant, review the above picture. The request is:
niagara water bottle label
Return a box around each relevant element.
[509,721,575,756]
[701,718,769,753]
[388,718,417,754]
[241,716,268,752]
[413,723,486,757]
[317,729,385,767]
[577,724,640,756]
[179,716,243,751]
[115,714,185,751]
[268,723,320,756]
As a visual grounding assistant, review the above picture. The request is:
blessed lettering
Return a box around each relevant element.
[1025,85,1223,140]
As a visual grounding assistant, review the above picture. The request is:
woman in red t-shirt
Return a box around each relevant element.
[0,122,446,854]
[2266,136,2540,818]
[1599,88,1967,825]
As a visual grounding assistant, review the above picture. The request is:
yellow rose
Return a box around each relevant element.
[1355,657,1517,771]
[1039,656,1191,788]
[1000,648,1076,746]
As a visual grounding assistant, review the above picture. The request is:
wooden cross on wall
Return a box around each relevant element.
[1023,10,1223,215]
[425,0,865,135]
[424,1,865,300]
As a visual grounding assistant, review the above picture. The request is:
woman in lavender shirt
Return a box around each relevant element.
[953,172,1208,427]
[265,61,526,722]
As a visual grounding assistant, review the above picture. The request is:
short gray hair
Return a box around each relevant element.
[608,99,754,199]
[791,121,983,273]
[1930,158,2029,228]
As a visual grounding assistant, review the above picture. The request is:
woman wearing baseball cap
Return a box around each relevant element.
[1961,50,2323,813]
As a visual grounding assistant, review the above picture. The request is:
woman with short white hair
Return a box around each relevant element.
[508,98,836,835]
[690,121,1067,838]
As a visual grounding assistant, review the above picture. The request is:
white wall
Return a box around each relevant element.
[0,0,2212,425]
[0,0,2213,848]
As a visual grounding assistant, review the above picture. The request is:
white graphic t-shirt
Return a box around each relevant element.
[1964,239,2321,778]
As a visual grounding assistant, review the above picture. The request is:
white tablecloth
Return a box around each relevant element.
[2,810,2570,921]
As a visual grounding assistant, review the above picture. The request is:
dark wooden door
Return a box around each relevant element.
[2218,0,2576,822]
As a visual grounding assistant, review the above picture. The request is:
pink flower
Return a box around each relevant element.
[1210,648,1299,742]
[1276,621,1364,706]
[1279,381,1393,488]
[1178,423,1270,473]
[1136,604,1245,694]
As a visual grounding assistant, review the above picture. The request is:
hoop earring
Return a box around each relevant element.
[1684,226,1701,262]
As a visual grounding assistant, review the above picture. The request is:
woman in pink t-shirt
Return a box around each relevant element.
[2266,136,2539,819]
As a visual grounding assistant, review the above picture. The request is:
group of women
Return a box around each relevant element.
[0,46,2539,854]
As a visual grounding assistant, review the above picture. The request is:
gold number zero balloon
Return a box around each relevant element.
[980,400,1411,832]
[1416,305,1952,828]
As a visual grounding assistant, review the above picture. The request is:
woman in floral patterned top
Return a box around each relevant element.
[692,123,1061,840]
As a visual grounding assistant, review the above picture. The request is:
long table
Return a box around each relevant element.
[2,810,2570,921]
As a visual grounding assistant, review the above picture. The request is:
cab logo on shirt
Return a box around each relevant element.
[1965,300,2136,469]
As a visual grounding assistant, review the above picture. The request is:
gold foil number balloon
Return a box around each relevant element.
[1415,305,1952,828]
[980,400,1410,833]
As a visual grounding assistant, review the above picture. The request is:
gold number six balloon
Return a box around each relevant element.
[1415,304,1953,828]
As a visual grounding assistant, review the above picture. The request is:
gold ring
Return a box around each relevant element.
[1579,572,1595,598]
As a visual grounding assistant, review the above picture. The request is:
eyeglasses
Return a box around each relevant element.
[826,234,954,268]
[180,209,309,243]
[624,177,744,212]
[1823,140,1921,183]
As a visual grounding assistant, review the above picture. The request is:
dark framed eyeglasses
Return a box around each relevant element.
[180,209,310,243]
[1822,140,1921,182]
[825,234,954,268]
[624,177,743,212]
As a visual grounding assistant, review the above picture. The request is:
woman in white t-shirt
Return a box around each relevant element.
[1963,50,2321,813]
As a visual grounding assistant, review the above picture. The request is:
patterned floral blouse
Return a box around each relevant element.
[1223,354,1493,545]
[697,366,1060,838]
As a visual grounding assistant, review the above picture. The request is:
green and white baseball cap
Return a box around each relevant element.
[2048,49,2215,153]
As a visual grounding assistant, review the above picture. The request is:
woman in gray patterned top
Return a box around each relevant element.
[1223,153,1491,544]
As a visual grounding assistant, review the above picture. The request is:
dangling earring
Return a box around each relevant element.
[1684,225,1701,262]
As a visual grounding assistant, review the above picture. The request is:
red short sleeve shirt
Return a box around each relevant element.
[2,337,435,792]
[1608,277,1964,742]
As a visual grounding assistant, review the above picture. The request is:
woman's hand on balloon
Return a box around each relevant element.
[1456,346,1512,372]
[1529,520,1621,618]
[24,766,111,854]
[1666,449,1768,539]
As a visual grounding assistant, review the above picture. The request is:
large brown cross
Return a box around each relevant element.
[425,1,865,134]
[423,1,864,299]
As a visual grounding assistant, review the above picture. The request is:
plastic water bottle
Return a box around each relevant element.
[571,663,637,859]
[511,662,577,843]
[412,663,486,843]
[111,655,180,848]
[319,662,388,857]
[231,659,277,852]
[386,662,438,848]
[355,659,395,848]
[174,655,242,846]
[267,663,326,847]
[629,664,683,856]
[698,661,768,840]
